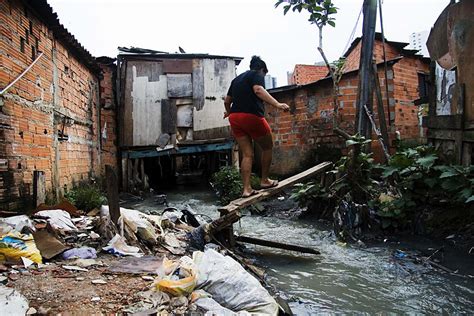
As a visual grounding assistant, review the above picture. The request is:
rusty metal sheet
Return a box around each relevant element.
[163,59,193,74]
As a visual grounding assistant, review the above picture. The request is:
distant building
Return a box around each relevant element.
[287,64,328,85]
[409,30,429,57]
[264,74,277,89]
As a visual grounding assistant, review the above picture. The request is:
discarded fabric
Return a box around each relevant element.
[62,247,97,260]
[35,210,77,231]
[103,234,143,257]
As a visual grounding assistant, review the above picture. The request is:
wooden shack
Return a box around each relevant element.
[424,0,474,164]
[116,48,242,190]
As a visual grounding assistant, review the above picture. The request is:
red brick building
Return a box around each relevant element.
[0,0,117,210]
[267,34,430,176]
[288,64,328,85]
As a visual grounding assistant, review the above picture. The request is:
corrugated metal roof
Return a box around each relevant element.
[118,47,243,65]
[25,0,100,73]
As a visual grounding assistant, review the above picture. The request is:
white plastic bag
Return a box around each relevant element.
[193,249,279,315]
[35,210,77,231]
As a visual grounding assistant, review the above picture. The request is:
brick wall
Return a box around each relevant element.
[267,66,397,176]
[0,1,117,211]
[289,64,329,85]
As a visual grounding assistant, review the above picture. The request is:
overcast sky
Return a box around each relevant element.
[48,0,448,86]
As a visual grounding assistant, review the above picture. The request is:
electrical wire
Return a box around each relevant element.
[378,0,392,125]
[340,4,363,58]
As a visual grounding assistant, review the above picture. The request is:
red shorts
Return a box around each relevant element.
[228,112,271,139]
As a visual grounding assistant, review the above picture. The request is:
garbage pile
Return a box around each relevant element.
[0,200,281,315]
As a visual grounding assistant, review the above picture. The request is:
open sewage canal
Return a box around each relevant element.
[123,187,474,314]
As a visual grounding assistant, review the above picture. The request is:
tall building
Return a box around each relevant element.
[409,30,430,57]
[264,74,277,89]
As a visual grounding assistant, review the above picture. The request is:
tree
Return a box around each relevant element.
[275,0,338,49]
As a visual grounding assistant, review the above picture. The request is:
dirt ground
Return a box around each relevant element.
[7,255,153,314]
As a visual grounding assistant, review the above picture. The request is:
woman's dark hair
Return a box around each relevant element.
[249,55,268,73]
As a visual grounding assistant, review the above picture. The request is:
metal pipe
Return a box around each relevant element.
[0,52,44,95]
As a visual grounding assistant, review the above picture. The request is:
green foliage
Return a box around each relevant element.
[378,146,474,223]
[292,135,377,210]
[211,167,261,205]
[211,167,242,205]
[291,182,328,208]
[64,184,107,212]
[275,0,338,28]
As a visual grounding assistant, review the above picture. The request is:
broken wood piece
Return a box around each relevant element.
[236,235,320,255]
[105,165,120,226]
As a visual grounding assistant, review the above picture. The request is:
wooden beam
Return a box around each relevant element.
[218,161,333,214]
[236,235,320,255]
[105,165,120,226]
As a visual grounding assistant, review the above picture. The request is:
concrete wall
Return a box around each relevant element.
[0,0,117,210]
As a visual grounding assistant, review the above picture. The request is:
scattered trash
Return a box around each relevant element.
[75,277,85,281]
[155,256,197,296]
[21,257,35,269]
[103,234,143,257]
[62,247,97,260]
[277,196,285,201]
[91,279,107,285]
[91,296,101,302]
[0,285,29,315]
[0,232,43,264]
[142,275,155,281]
[71,258,103,268]
[32,230,69,260]
[107,256,163,274]
[35,210,77,232]
[26,307,37,315]
[36,200,81,217]
[194,249,279,315]
[393,249,407,259]
[62,265,88,272]
[89,231,100,240]
[0,215,35,234]
[191,290,243,315]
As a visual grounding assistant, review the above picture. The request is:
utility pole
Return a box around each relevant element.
[356,0,378,139]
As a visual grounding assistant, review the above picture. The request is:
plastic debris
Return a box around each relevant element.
[103,234,143,257]
[0,232,43,264]
[91,297,101,302]
[194,249,279,315]
[91,279,107,285]
[191,290,248,315]
[155,256,197,296]
[62,265,88,272]
[21,257,35,268]
[0,215,35,234]
[0,285,29,315]
[62,247,97,260]
[35,210,77,232]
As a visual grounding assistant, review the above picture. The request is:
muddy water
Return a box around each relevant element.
[125,187,474,314]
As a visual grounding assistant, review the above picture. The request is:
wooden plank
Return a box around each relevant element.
[167,74,192,98]
[105,165,120,226]
[218,162,333,214]
[192,59,205,110]
[163,59,193,74]
[236,235,320,255]
[161,99,177,134]
[33,171,45,207]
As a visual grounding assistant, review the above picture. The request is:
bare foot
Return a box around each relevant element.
[260,179,278,189]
